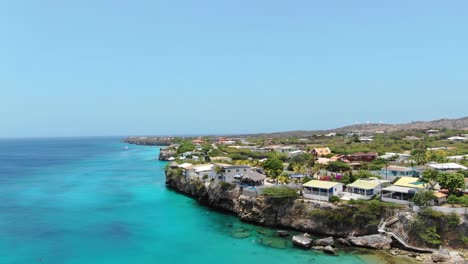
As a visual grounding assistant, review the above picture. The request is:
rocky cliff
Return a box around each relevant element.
[166,170,379,237]
[122,136,175,146]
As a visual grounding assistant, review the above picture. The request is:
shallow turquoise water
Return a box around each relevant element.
[0,138,368,264]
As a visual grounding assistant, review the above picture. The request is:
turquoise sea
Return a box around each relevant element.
[0,137,378,264]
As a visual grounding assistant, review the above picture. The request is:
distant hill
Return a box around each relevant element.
[241,117,468,138]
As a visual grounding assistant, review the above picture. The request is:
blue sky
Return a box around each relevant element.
[1,1,467,137]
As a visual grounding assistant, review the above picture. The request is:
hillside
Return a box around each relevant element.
[241,117,468,138]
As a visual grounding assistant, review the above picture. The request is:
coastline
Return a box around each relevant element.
[163,170,446,263]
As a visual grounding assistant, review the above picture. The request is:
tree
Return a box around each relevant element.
[412,190,434,206]
[437,172,465,194]
[293,163,306,174]
[421,169,439,190]
[426,150,447,163]
[326,161,351,172]
[262,158,283,179]
[411,149,427,165]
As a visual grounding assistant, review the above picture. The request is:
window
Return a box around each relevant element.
[243,169,247,172]
[236,169,239,172]
[227,170,231,173]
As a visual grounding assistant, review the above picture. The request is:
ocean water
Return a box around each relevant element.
[0,137,373,264]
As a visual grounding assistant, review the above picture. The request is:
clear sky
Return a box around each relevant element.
[1,1,467,137]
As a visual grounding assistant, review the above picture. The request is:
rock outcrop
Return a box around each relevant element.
[347,234,393,250]
[431,248,451,263]
[122,136,175,146]
[165,171,387,239]
[313,237,334,247]
[323,245,338,255]
[292,234,312,248]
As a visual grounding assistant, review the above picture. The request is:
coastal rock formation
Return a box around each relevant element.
[292,234,312,248]
[159,149,176,161]
[323,245,337,255]
[347,234,393,250]
[165,171,378,238]
[431,248,451,263]
[122,136,175,146]
[313,237,334,247]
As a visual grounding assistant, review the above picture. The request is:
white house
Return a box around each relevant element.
[342,179,385,200]
[380,165,420,181]
[181,164,217,180]
[287,150,305,157]
[428,163,467,171]
[302,180,344,201]
[358,137,374,143]
[379,152,411,163]
[447,136,467,141]
[381,177,426,205]
[214,164,252,183]
[277,146,300,153]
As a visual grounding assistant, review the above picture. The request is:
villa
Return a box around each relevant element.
[302,180,344,201]
[277,145,301,153]
[380,165,420,181]
[312,147,331,157]
[342,179,385,200]
[381,177,427,205]
[182,164,216,179]
[379,152,411,163]
[341,152,378,163]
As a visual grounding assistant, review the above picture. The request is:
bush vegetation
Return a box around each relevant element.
[262,187,299,199]
[409,208,462,247]
[310,199,400,232]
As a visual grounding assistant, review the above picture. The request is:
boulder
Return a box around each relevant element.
[277,230,290,237]
[292,235,312,248]
[337,238,351,247]
[323,245,338,255]
[313,237,334,247]
[431,248,451,263]
[347,234,392,250]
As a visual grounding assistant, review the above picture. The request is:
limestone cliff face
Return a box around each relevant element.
[165,171,373,237]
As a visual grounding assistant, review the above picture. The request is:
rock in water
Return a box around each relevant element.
[292,235,312,248]
[337,238,351,247]
[347,234,392,250]
[313,237,334,246]
[323,245,338,255]
[259,237,288,249]
[277,230,290,237]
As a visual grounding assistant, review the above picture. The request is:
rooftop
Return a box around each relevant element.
[346,179,381,190]
[382,185,418,193]
[428,163,467,170]
[385,165,415,172]
[394,177,426,189]
[303,180,342,189]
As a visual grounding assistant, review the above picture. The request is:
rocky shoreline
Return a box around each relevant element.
[165,170,467,263]
[122,136,175,146]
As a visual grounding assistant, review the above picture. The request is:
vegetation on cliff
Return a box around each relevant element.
[309,200,400,233]
[261,187,299,199]
[409,208,466,248]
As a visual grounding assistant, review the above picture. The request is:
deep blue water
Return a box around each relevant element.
[0,138,377,264]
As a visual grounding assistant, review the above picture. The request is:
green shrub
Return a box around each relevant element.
[219,182,235,191]
[329,195,340,203]
[447,194,468,206]
[261,187,299,199]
